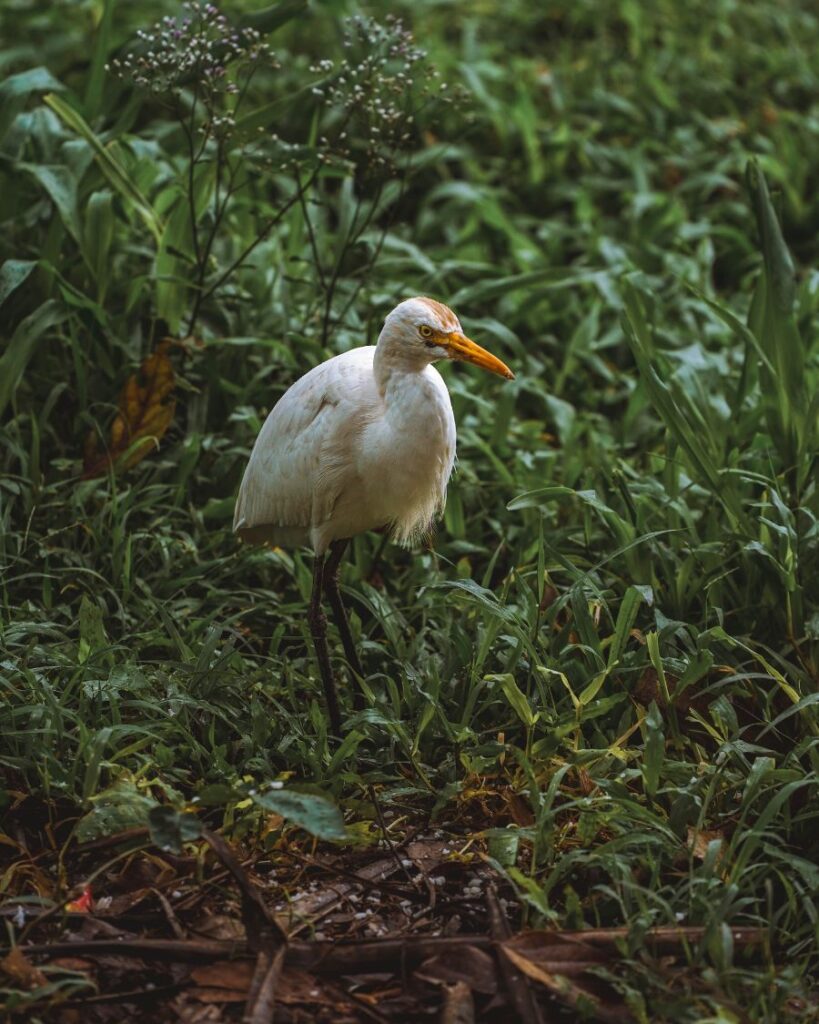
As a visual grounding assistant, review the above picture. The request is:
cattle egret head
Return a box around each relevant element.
[382,296,515,380]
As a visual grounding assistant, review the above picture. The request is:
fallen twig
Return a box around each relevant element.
[486,885,544,1024]
[244,945,286,1024]
[153,887,186,940]
[17,938,244,961]
[201,829,287,1021]
[201,829,287,950]
[15,925,769,973]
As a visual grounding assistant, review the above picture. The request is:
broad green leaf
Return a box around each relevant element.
[0,300,68,419]
[570,584,602,658]
[578,669,609,707]
[84,0,115,117]
[0,66,64,140]
[148,805,202,854]
[451,267,586,306]
[44,92,162,244]
[75,780,156,842]
[0,259,37,308]
[155,196,194,333]
[622,281,746,529]
[438,579,517,623]
[196,783,238,806]
[746,161,812,481]
[242,0,309,33]
[645,631,671,705]
[538,665,579,710]
[84,190,115,301]
[487,828,520,868]
[488,673,538,728]
[78,595,107,663]
[251,788,345,840]
[21,163,81,244]
[507,485,574,511]
[708,627,812,730]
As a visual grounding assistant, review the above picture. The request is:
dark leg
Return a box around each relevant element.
[324,539,365,710]
[308,552,342,736]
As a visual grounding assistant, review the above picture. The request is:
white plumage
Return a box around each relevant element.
[232,296,514,735]
[234,296,513,554]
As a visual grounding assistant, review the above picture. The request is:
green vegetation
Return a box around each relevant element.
[1,0,817,1020]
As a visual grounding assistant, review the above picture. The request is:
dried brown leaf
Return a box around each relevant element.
[171,993,226,1022]
[194,913,246,942]
[687,826,726,864]
[502,939,630,1024]
[277,968,336,1006]
[190,960,255,995]
[441,980,475,1024]
[84,340,176,477]
[50,957,95,971]
[405,838,450,871]
[415,944,497,995]
[504,930,610,973]
[0,946,47,989]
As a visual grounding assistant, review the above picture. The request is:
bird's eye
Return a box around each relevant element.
[419,325,433,338]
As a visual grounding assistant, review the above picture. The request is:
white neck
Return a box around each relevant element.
[372,328,432,396]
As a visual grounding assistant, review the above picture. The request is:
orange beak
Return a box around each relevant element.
[444,332,515,380]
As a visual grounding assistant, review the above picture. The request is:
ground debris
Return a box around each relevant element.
[0,810,770,1023]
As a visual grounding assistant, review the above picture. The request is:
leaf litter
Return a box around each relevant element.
[0,793,768,1023]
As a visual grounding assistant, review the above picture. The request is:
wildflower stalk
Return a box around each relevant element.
[110,6,456,342]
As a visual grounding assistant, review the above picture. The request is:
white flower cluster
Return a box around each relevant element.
[306,14,450,179]
[106,2,276,100]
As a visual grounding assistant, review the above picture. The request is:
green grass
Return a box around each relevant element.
[1,0,818,1020]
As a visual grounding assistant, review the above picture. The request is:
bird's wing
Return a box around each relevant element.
[233,347,377,543]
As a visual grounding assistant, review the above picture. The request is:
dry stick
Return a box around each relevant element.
[202,830,287,1024]
[60,982,183,1007]
[152,887,186,941]
[17,926,769,973]
[19,938,243,961]
[367,785,415,884]
[276,832,421,894]
[486,886,545,1024]
[174,856,258,912]
[201,830,286,949]
[244,945,286,1024]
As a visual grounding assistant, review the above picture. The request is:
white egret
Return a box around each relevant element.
[234,297,514,734]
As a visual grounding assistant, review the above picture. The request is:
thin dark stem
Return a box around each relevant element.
[296,173,328,292]
[319,189,368,348]
[182,60,262,336]
[196,168,320,316]
[182,129,201,269]
[309,550,342,736]
[188,130,245,333]
[185,80,202,267]
[332,173,407,335]
[186,133,224,334]
[324,538,365,711]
